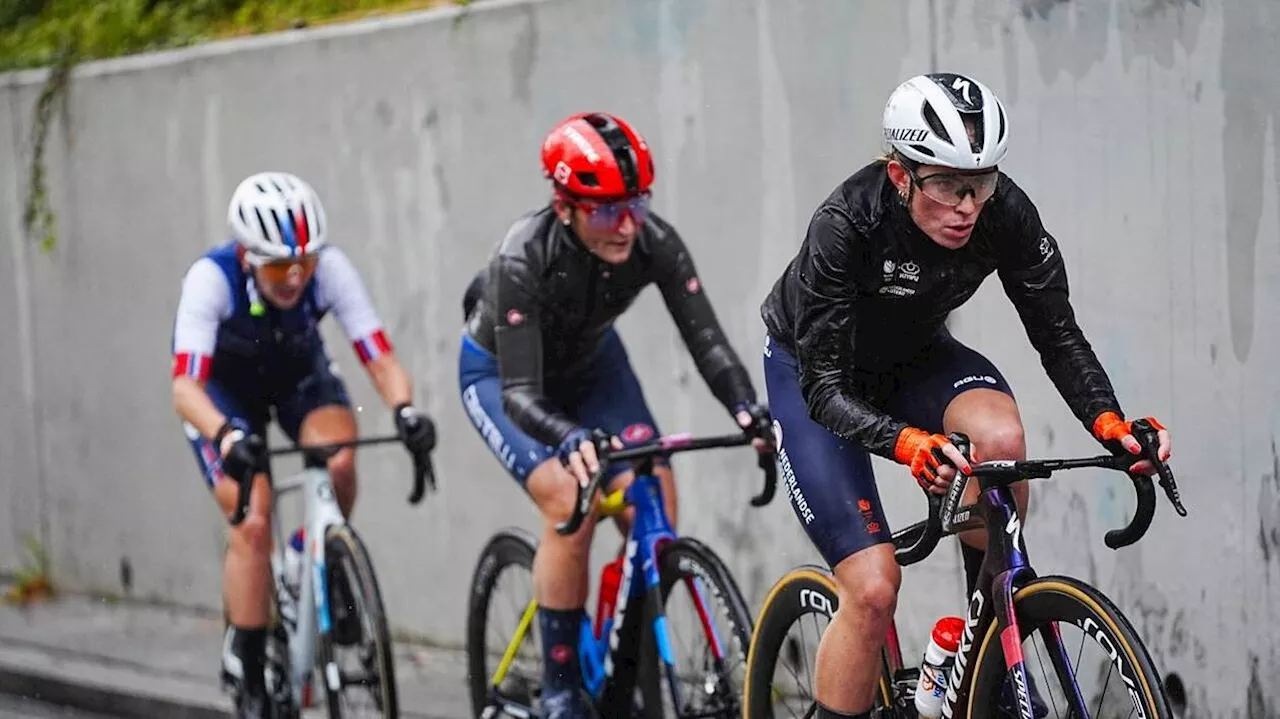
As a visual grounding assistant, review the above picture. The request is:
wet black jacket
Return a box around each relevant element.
[465,206,756,448]
[760,161,1122,458]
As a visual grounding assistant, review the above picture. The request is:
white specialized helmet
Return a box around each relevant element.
[226,171,328,264]
[882,73,1008,171]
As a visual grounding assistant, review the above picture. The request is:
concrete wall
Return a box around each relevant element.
[1,0,1276,713]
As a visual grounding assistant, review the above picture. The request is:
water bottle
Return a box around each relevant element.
[594,556,624,638]
[914,616,964,718]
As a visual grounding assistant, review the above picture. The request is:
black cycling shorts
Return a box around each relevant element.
[762,332,1014,568]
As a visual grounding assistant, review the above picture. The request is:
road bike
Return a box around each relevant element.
[743,418,1187,718]
[467,428,777,718]
[226,430,437,717]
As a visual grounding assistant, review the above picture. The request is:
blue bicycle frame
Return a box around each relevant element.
[577,467,730,712]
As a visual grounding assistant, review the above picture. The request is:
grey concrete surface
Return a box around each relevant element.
[0,595,470,717]
[0,0,1276,715]
[0,694,113,719]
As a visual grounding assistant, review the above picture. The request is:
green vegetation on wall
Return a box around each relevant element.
[1,0,467,71]
[4,0,469,253]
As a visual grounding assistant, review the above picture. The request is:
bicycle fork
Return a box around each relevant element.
[964,486,1089,719]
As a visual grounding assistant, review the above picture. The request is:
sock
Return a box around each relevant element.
[538,607,585,697]
[226,625,267,695]
[962,542,984,598]
[815,704,871,719]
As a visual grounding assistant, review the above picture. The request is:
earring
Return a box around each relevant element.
[562,216,572,227]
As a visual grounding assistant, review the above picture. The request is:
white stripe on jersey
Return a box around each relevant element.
[313,246,387,345]
[172,258,231,359]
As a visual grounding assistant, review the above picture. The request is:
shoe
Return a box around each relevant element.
[539,688,594,719]
[998,669,1049,718]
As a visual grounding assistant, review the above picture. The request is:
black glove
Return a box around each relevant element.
[394,403,437,458]
[214,420,266,483]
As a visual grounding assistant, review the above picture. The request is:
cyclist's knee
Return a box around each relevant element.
[327,447,356,482]
[231,511,272,556]
[832,545,901,624]
[527,459,592,532]
[976,422,1026,462]
[327,448,357,504]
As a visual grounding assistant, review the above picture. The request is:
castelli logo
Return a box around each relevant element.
[506,309,524,326]
[549,644,572,665]
[686,276,701,293]
[553,160,572,185]
[621,423,654,443]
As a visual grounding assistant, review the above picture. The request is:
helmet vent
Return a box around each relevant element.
[922,104,951,148]
[586,113,640,194]
[577,171,600,188]
[253,208,271,242]
[968,112,985,154]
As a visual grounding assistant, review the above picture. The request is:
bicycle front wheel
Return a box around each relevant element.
[741,566,891,719]
[321,524,398,717]
[967,575,1174,719]
[634,537,756,718]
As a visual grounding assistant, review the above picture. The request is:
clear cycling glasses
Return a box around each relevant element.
[907,167,999,207]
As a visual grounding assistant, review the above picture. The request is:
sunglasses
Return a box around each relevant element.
[569,192,651,232]
[256,254,319,285]
[906,166,999,207]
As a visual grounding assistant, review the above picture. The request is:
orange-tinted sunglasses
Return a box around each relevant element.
[257,254,319,285]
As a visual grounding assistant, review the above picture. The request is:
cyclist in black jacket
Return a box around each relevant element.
[459,111,771,719]
[759,73,1172,718]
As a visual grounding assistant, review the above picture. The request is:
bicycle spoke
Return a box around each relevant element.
[1031,629,1062,717]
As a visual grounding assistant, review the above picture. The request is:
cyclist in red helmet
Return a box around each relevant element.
[459,111,772,718]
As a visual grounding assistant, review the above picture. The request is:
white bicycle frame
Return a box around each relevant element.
[268,464,347,704]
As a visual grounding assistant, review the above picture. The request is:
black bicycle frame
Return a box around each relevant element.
[887,419,1184,718]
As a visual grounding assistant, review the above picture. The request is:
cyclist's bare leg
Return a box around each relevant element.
[526,457,601,710]
[527,457,601,608]
[298,405,359,518]
[941,388,1029,552]
[813,543,902,714]
[213,472,274,628]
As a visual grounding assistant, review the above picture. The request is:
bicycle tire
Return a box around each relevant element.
[465,528,541,718]
[742,565,892,718]
[321,524,399,717]
[967,575,1174,719]
[634,537,756,718]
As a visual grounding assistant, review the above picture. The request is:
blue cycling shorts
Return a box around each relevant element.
[762,332,1014,568]
[458,328,665,488]
[182,354,352,488]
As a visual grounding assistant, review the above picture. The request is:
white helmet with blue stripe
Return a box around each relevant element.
[227,171,328,264]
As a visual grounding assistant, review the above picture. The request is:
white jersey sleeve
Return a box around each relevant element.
[171,257,231,381]
[314,247,393,363]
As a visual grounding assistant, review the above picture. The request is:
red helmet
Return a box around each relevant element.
[541,112,655,199]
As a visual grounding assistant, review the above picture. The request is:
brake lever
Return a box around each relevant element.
[1130,418,1186,517]
[749,451,778,507]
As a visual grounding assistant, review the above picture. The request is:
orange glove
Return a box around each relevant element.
[1092,411,1166,456]
[894,427,968,489]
